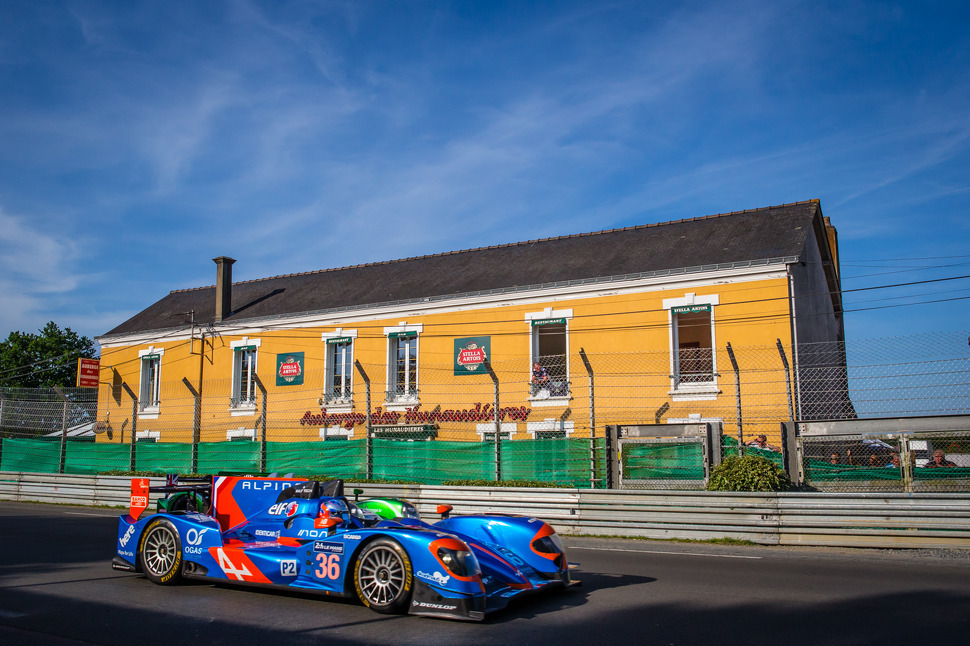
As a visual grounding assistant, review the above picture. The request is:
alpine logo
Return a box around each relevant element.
[215,548,253,581]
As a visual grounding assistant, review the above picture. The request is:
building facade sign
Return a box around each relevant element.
[276,352,305,386]
[454,336,491,375]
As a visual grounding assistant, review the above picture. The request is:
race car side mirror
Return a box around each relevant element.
[353,488,364,502]
[436,504,453,519]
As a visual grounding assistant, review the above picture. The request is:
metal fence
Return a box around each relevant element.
[3,472,969,549]
[1,331,969,490]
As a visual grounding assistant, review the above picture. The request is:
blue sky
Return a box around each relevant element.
[0,0,968,346]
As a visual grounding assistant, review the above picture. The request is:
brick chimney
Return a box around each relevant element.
[213,256,236,322]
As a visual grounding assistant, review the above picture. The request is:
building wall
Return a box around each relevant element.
[96,265,807,444]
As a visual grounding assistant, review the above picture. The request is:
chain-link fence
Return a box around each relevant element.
[1,331,968,489]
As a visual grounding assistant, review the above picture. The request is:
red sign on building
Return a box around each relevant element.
[77,358,101,388]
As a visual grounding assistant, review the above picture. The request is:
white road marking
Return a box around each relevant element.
[569,546,762,559]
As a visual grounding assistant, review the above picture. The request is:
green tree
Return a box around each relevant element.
[0,322,96,388]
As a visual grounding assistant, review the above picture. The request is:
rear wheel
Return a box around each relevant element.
[353,538,413,614]
[138,519,183,585]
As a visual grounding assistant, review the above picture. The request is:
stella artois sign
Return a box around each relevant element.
[276,352,305,386]
[454,336,491,376]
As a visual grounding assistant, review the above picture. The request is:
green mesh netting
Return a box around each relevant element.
[135,443,193,474]
[1,438,60,473]
[622,441,705,480]
[267,441,367,479]
[65,443,129,474]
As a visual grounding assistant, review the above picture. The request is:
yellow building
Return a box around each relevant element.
[95,200,845,454]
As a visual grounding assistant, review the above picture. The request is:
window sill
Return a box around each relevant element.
[137,408,160,420]
[383,400,419,412]
[528,394,572,408]
[670,385,721,401]
[321,400,353,413]
[229,403,258,417]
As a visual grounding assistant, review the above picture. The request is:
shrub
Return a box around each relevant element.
[707,455,791,492]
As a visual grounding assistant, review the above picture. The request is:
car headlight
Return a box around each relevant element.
[430,538,480,580]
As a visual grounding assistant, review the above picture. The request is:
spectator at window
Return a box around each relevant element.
[530,362,550,395]
[924,449,957,468]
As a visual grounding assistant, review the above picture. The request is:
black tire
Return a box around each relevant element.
[353,538,413,614]
[138,519,183,585]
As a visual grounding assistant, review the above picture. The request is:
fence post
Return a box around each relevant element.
[579,348,596,488]
[121,382,138,472]
[254,375,267,473]
[776,340,797,478]
[53,386,70,474]
[726,343,743,456]
[483,359,501,482]
[182,378,201,474]
[354,360,372,480]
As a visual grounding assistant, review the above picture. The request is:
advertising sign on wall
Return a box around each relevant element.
[453,336,491,376]
[276,352,305,386]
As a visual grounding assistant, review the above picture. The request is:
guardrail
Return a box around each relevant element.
[2,471,968,549]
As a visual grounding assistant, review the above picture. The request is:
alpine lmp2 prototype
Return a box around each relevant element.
[113,476,577,621]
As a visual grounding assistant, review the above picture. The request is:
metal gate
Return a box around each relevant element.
[607,423,719,490]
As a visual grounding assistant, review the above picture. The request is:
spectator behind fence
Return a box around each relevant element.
[868,454,881,468]
[746,434,779,451]
[886,453,901,468]
[924,449,957,468]
[830,452,840,465]
[530,362,549,395]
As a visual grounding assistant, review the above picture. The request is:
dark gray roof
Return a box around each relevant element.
[102,200,824,338]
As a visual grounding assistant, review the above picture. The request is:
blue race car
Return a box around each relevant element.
[112,476,576,621]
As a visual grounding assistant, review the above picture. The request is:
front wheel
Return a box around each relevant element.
[138,519,183,585]
[353,538,413,614]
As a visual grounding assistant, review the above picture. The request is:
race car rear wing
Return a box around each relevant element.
[128,475,213,520]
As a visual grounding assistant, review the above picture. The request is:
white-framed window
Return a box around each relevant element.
[525,308,573,403]
[663,293,720,400]
[230,338,260,411]
[319,425,354,441]
[138,347,164,415]
[385,323,422,406]
[476,422,517,441]
[227,427,256,441]
[527,419,574,439]
[322,330,356,407]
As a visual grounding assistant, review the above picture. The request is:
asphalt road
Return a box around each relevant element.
[2,501,969,645]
